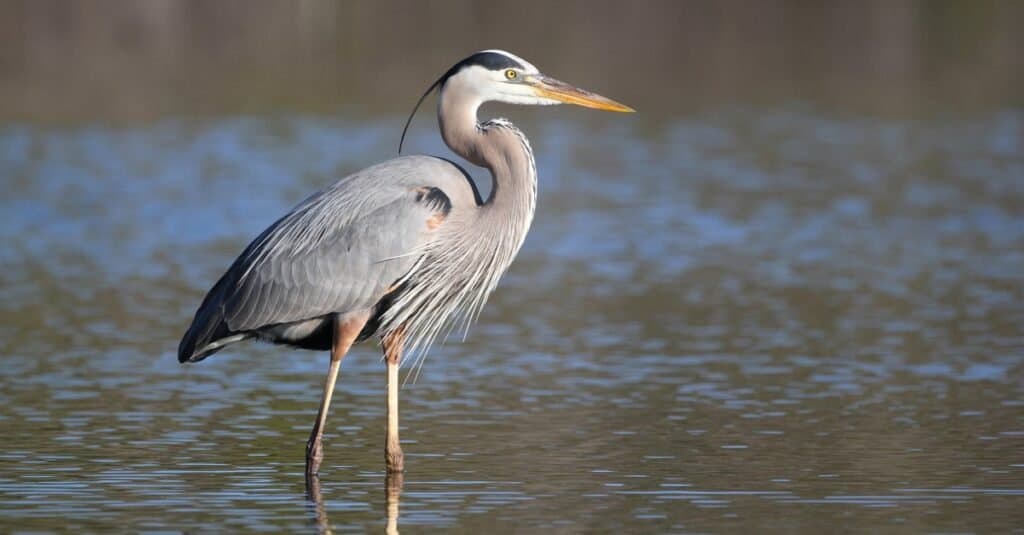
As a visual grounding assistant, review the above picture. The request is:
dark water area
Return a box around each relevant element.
[0,108,1022,531]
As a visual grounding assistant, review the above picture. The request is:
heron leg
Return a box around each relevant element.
[385,471,404,535]
[305,313,367,478]
[383,328,405,473]
[305,466,330,532]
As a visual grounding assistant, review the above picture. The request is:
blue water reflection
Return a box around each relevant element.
[0,109,1021,531]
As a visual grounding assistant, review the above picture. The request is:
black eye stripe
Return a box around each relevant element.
[440,52,525,84]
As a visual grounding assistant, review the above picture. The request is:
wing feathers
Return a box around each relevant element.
[179,156,467,361]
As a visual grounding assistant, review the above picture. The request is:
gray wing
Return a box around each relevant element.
[179,155,468,361]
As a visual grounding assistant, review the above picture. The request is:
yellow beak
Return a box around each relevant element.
[529,74,635,113]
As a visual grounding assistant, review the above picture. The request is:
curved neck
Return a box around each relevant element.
[438,89,537,210]
[380,85,540,358]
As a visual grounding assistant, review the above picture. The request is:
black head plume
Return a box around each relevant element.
[398,74,444,155]
[398,51,526,155]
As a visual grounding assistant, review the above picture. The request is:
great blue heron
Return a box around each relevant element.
[178,49,633,476]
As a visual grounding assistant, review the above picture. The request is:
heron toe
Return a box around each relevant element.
[386,446,405,473]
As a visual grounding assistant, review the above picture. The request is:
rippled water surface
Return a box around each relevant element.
[1,110,1022,532]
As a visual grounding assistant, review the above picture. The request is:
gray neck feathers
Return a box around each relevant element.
[381,84,538,369]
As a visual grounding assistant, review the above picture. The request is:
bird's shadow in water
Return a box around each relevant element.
[305,472,404,534]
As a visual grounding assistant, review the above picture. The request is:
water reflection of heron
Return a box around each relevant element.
[177,50,633,475]
[305,472,403,534]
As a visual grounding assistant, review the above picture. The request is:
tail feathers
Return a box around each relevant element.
[179,265,249,363]
[178,313,241,362]
[179,330,249,362]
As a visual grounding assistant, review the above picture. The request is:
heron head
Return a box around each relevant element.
[436,49,634,112]
[438,49,634,112]
[400,49,633,153]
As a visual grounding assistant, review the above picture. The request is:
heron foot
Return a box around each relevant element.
[386,445,404,473]
[306,437,324,476]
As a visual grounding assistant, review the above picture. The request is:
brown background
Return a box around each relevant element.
[1,0,1021,123]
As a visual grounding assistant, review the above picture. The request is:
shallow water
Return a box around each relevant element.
[1,110,1022,532]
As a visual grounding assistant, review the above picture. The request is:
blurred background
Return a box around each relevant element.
[1,1,1022,532]
[0,0,1022,122]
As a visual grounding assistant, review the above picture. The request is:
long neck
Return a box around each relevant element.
[438,88,537,253]
[379,89,540,359]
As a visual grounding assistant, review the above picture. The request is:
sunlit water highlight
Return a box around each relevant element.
[0,110,1021,531]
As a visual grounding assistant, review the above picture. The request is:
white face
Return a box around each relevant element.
[441,50,564,107]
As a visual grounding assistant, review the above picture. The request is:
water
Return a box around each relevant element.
[1,110,1022,532]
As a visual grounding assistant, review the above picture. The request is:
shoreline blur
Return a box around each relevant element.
[0,0,1021,124]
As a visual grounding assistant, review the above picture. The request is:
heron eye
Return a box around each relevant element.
[504,69,518,80]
